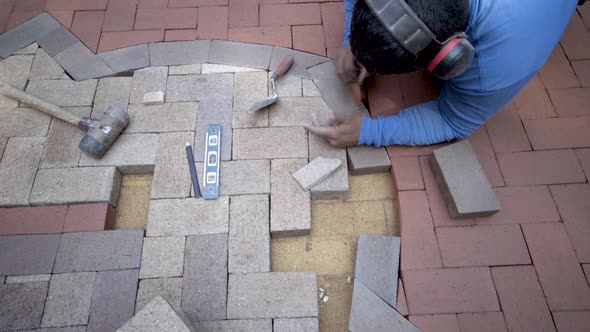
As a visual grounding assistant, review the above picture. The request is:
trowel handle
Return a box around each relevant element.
[0,80,81,127]
[271,55,295,80]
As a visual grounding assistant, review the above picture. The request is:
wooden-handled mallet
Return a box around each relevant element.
[0,81,129,159]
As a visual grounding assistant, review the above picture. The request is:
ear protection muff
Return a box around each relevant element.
[365,0,475,80]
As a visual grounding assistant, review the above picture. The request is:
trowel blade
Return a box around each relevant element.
[248,95,279,112]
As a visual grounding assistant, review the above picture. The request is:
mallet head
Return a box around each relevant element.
[79,106,129,159]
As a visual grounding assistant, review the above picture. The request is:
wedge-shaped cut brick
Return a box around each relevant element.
[53,230,144,273]
[136,278,183,314]
[229,195,270,273]
[0,234,60,276]
[88,269,139,332]
[0,282,48,331]
[233,71,269,128]
[54,42,115,81]
[79,134,158,174]
[194,319,272,332]
[15,43,38,55]
[354,235,400,308]
[233,127,308,160]
[349,280,419,332]
[25,79,97,107]
[118,296,196,332]
[130,67,168,104]
[308,134,349,200]
[140,236,185,279]
[166,74,234,102]
[432,141,500,218]
[182,234,228,322]
[149,41,210,66]
[271,159,311,237]
[147,197,229,236]
[143,91,164,105]
[41,272,96,328]
[208,40,273,70]
[152,132,195,199]
[29,48,65,80]
[0,137,45,207]
[30,167,121,206]
[293,157,342,190]
[307,61,365,113]
[195,160,271,196]
[268,97,330,127]
[347,145,391,175]
[126,103,198,133]
[274,318,319,332]
[227,272,318,319]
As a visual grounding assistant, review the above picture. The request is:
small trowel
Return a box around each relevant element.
[249,55,295,112]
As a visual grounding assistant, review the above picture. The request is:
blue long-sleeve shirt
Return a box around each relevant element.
[344,0,579,146]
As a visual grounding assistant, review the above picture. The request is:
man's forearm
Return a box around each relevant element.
[343,0,356,46]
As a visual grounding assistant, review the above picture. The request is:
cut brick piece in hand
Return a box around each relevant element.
[431,141,500,219]
[292,157,342,191]
[142,91,164,105]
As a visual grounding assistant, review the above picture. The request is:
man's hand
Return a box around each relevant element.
[305,111,364,148]
[335,46,359,84]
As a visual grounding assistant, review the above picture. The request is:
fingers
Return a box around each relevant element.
[333,111,360,124]
[304,124,337,139]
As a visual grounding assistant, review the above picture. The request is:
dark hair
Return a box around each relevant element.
[350,0,468,75]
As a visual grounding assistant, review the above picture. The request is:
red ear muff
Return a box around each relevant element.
[427,34,475,80]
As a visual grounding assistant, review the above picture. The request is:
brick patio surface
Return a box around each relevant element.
[1,1,590,331]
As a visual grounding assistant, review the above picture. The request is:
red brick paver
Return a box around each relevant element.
[409,314,460,332]
[63,203,116,233]
[456,312,508,332]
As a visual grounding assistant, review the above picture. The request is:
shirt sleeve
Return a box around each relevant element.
[342,0,356,46]
[358,76,532,147]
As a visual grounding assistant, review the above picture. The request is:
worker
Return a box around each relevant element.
[305,0,586,147]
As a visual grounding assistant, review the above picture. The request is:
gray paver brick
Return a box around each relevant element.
[118,296,196,332]
[194,98,232,161]
[0,138,6,161]
[0,137,45,207]
[30,167,121,206]
[41,272,96,328]
[0,234,60,276]
[169,64,202,75]
[233,127,308,160]
[432,140,501,218]
[201,64,261,73]
[0,55,34,109]
[209,40,273,70]
[126,102,198,133]
[140,236,186,279]
[0,107,51,137]
[166,73,234,102]
[269,97,330,127]
[79,133,158,174]
[40,107,90,169]
[5,274,51,283]
[0,282,48,331]
[302,78,321,97]
[98,44,150,73]
[93,77,132,116]
[269,71,302,97]
[53,230,144,273]
[293,157,343,191]
[229,195,270,273]
[149,40,211,66]
[136,278,183,314]
[152,132,195,199]
[88,269,139,332]
[227,272,318,319]
[29,48,66,80]
[37,26,78,57]
[25,79,98,107]
[349,280,419,332]
[15,42,38,55]
[147,197,229,236]
[269,47,329,79]
[308,61,365,113]
[54,42,115,81]
[23,325,87,331]
[129,66,168,104]
[273,318,319,332]
[194,319,272,332]
[271,159,311,237]
[233,71,269,128]
[308,134,349,200]
[182,234,228,322]
[354,235,400,308]
[347,145,391,175]
[195,160,271,196]
[0,13,61,58]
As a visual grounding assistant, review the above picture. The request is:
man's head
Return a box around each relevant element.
[351,0,469,75]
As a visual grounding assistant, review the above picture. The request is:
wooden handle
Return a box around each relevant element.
[271,55,294,80]
[0,80,81,127]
